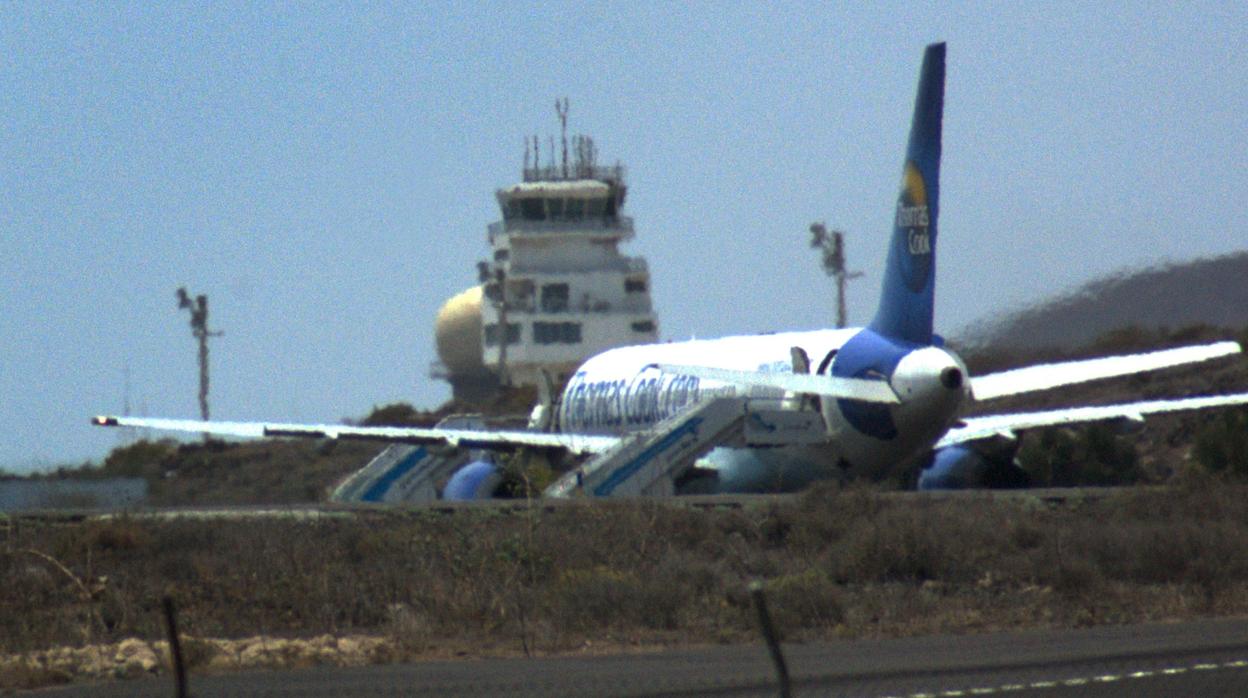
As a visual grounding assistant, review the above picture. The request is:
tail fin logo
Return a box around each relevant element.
[895,161,932,291]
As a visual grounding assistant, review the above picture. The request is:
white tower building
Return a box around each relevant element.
[433,109,659,399]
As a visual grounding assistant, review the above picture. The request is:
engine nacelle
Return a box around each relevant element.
[442,460,504,500]
[678,447,839,494]
[917,444,1029,490]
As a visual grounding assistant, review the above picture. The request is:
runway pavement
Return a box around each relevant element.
[29,617,1248,697]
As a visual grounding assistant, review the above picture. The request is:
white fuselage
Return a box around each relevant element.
[555,327,969,483]
[557,329,853,432]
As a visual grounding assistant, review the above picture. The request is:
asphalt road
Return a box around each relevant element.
[29,617,1248,697]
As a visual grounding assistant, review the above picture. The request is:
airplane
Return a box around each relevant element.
[94,42,1248,498]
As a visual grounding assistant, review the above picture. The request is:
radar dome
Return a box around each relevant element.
[434,286,485,375]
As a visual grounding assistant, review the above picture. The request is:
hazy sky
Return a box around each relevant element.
[4,2,1245,471]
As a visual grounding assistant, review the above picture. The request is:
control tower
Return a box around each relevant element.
[433,103,659,399]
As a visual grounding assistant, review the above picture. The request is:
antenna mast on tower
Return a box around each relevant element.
[556,97,569,178]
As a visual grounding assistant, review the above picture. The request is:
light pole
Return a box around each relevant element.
[478,263,511,387]
[809,223,863,329]
[176,287,223,439]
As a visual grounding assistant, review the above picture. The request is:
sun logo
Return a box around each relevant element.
[896,162,930,234]
[894,161,934,291]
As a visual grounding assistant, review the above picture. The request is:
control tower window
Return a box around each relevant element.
[631,320,655,333]
[585,197,606,217]
[535,321,582,344]
[541,283,569,312]
[521,198,545,221]
[484,322,521,346]
[534,322,555,344]
[546,198,564,219]
[624,278,647,294]
[565,199,584,219]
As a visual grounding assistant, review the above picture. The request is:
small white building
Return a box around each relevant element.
[433,132,659,398]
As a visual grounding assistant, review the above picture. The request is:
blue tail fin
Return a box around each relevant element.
[869,42,945,346]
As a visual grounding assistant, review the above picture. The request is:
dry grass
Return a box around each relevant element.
[6,480,1248,679]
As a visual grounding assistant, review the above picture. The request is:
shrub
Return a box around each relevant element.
[763,569,844,630]
[360,403,433,427]
[100,440,177,480]
[1193,408,1248,477]
[1019,425,1139,487]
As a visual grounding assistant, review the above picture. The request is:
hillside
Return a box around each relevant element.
[959,252,1248,353]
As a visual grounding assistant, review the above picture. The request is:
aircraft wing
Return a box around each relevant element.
[652,364,900,403]
[935,392,1248,449]
[92,416,618,456]
[970,341,1241,401]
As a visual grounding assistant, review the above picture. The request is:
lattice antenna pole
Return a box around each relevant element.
[556,97,569,179]
[119,364,136,447]
[176,287,223,439]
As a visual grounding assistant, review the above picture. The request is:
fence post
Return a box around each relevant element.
[750,580,792,698]
[163,596,188,698]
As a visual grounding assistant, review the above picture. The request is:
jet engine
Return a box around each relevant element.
[442,459,505,500]
[916,443,1029,490]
